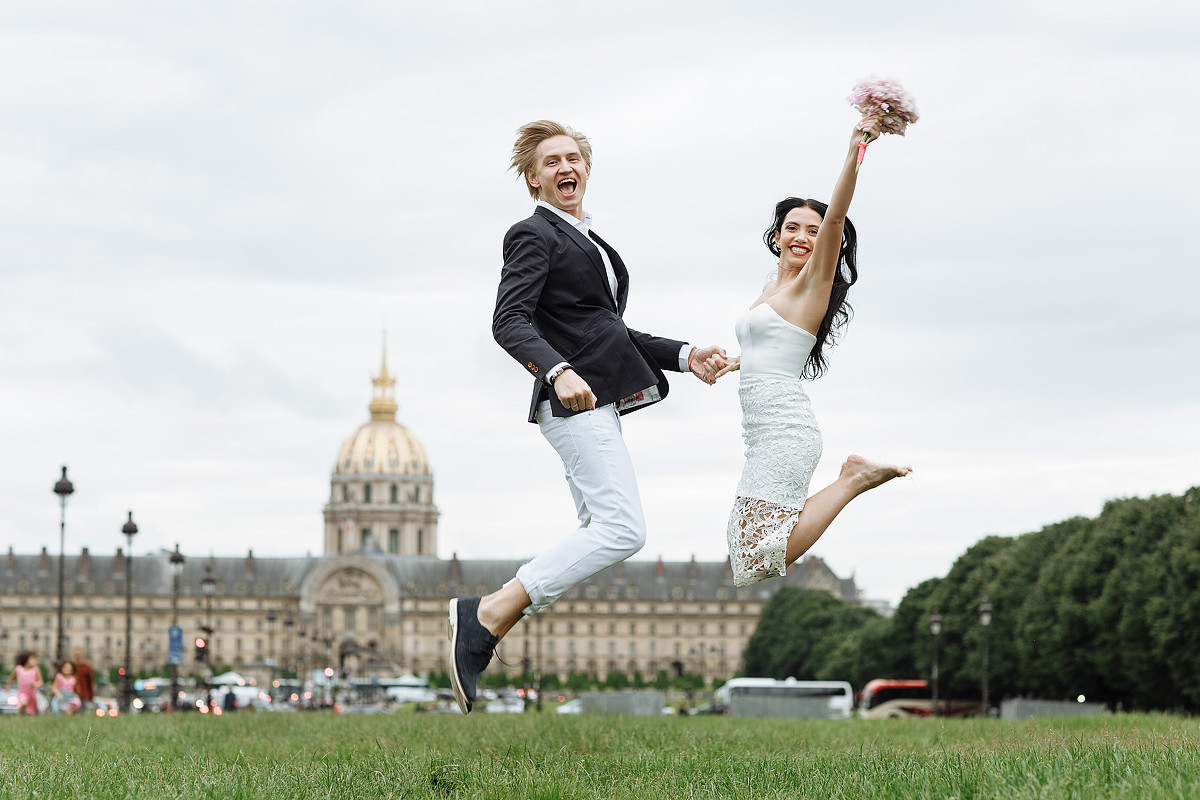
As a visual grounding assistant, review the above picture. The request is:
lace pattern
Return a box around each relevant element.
[725,375,822,586]
[726,497,798,586]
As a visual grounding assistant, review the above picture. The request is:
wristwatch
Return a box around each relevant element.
[547,363,572,385]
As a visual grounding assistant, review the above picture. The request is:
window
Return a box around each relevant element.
[342,485,348,502]
[344,607,357,631]
[363,484,371,503]
[417,529,424,552]
[390,484,398,503]
[367,607,378,631]
[389,529,399,553]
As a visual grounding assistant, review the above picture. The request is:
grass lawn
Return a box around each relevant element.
[2,710,1199,799]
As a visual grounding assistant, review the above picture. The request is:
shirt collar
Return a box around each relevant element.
[537,200,593,232]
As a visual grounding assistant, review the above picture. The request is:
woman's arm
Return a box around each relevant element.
[786,116,881,297]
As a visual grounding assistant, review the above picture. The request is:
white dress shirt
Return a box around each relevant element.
[535,201,693,382]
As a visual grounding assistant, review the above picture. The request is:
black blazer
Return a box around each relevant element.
[493,206,687,423]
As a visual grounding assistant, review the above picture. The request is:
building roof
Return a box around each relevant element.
[2,546,859,605]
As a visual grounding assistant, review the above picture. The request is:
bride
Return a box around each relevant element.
[708,114,911,587]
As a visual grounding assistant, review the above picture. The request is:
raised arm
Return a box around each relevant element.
[784,116,881,309]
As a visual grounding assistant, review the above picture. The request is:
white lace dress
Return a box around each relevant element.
[726,303,822,586]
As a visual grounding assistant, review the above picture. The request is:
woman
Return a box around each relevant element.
[5,651,43,716]
[51,660,82,715]
[710,114,911,587]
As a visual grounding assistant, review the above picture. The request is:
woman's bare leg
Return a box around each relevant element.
[785,455,911,566]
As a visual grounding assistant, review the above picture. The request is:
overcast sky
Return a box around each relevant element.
[2,1,1197,606]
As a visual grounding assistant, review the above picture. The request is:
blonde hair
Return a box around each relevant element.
[510,120,593,199]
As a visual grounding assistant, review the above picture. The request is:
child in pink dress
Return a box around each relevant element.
[5,651,44,715]
[52,660,82,715]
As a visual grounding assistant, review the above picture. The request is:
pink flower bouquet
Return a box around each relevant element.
[847,76,919,171]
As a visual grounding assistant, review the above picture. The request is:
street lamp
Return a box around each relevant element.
[169,545,185,710]
[283,617,294,687]
[53,466,75,664]
[120,511,137,714]
[929,610,942,718]
[201,565,216,708]
[978,597,993,717]
[267,610,277,695]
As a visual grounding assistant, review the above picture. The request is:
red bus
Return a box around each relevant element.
[857,679,977,719]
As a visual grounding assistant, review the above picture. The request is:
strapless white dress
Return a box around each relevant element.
[725,303,822,586]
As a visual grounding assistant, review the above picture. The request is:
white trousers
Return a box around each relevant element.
[513,401,647,614]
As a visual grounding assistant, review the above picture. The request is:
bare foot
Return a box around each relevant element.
[840,454,911,495]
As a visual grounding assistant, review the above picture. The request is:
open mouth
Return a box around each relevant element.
[557,179,577,196]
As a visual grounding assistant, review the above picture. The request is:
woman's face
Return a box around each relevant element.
[774,206,824,272]
[61,662,74,675]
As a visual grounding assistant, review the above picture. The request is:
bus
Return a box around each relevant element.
[716,678,854,720]
[857,679,977,719]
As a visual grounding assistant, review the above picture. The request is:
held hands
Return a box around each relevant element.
[688,345,727,385]
[712,354,740,379]
[554,369,597,412]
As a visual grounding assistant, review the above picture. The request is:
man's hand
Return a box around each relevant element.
[689,345,726,385]
[554,369,597,412]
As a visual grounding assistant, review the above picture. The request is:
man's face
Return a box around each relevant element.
[528,134,590,220]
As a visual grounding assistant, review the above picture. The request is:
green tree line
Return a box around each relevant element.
[742,485,1200,711]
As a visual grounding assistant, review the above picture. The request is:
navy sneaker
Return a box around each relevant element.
[447,596,498,714]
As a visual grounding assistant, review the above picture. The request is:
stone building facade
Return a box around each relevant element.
[0,352,862,684]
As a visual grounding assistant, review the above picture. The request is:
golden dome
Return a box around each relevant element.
[334,344,429,476]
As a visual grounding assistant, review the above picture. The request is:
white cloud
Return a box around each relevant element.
[2,1,1198,605]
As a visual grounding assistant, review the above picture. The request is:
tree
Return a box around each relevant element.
[742,587,844,678]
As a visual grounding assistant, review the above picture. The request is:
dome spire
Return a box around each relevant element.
[369,332,397,422]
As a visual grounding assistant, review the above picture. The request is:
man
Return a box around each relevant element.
[72,647,95,712]
[447,120,724,714]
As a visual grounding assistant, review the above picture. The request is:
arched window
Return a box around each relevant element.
[390,484,398,503]
[389,529,399,553]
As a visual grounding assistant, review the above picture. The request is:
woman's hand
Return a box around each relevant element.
[856,115,882,145]
[712,354,740,379]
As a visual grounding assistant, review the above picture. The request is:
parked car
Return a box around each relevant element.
[555,698,582,715]
[485,691,524,714]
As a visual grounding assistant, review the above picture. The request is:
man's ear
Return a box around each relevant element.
[526,171,540,192]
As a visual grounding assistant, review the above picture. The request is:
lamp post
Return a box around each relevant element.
[535,612,544,712]
[168,545,185,710]
[120,511,137,714]
[283,617,294,687]
[978,597,993,717]
[201,566,215,708]
[929,610,942,718]
[53,466,74,665]
[267,610,277,696]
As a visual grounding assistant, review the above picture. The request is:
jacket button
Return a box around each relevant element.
[528,362,539,373]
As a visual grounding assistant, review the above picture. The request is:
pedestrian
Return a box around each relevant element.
[72,648,95,712]
[4,651,43,716]
[51,660,82,715]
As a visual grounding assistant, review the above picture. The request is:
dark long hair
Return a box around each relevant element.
[763,197,858,379]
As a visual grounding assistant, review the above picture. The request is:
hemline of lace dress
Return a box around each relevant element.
[725,374,822,587]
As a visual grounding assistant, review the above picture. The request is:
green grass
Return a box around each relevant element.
[2,711,1200,799]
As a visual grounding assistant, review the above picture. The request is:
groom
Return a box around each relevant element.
[447,120,724,714]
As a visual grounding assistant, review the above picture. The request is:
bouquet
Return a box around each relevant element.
[847,76,919,171]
